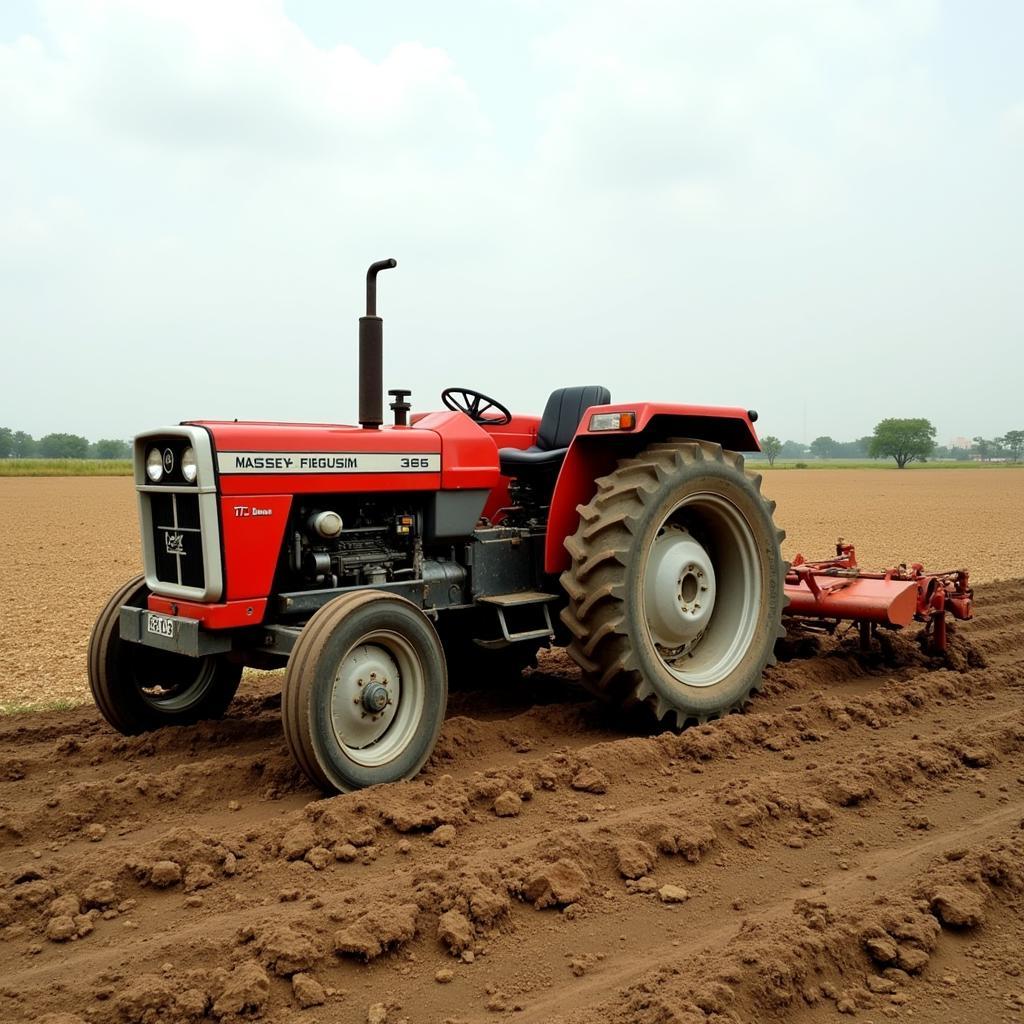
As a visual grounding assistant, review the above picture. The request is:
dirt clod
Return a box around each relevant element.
[149,861,182,888]
[437,908,473,953]
[571,766,609,794]
[493,791,522,817]
[523,858,588,909]
[615,839,657,879]
[291,972,326,1008]
[211,961,270,1018]
[929,885,986,928]
[45,915,76,942]
[334,903,418,960]
[658,884,689,903]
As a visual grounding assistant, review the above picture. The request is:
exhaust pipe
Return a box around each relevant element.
[359,258,397,430]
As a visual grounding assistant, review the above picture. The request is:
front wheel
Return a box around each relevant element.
[88,575,242,734]
[281,591,448,792]
[560,439,785,726]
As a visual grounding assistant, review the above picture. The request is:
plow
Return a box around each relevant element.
[784,541,973,653]
[87,258,978,793]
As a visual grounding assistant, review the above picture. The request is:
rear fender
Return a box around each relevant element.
[544,405,760,574]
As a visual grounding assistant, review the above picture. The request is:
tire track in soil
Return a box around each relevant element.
[0,579,1021,1023]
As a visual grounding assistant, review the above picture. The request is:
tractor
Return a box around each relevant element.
[88,259,968,793]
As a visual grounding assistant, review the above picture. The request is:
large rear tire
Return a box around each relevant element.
[281,591,447,792]
[560,440,785,725]
[88,575,242,734]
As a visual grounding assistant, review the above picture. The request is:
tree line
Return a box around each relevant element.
[757,420,1024,469]
[0,428,131,460]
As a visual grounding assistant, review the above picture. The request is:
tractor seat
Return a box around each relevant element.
[498,385,611,477]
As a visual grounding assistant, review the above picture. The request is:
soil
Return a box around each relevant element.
[1,472,1023,1023]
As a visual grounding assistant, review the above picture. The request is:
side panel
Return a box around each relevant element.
[199,420,442,497]
[543,404,761,574]
[411,411,501,491]
[220,494,293,599]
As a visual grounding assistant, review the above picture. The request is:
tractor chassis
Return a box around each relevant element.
[119,523,561,662]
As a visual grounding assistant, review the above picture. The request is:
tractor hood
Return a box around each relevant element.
[185,413,499,495]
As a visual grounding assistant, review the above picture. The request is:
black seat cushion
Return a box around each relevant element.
[498,385,611,478]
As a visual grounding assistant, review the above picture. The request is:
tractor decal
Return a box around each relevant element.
[215,451,441,474]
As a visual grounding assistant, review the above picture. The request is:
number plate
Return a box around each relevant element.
[147,614,176,639]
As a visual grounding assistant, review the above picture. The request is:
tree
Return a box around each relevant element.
[0,427,12,458]
[810,435,838,460]
[12,431,36,458]
[972,436,994,461]
[869,418,936,469]
[999,430,1024,462]
[760,435,782,466]
[780,439,806,459]
[91,438,131,459]
[37,433,90,459]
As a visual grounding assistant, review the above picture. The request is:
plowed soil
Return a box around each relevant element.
[1,471,1024,1024]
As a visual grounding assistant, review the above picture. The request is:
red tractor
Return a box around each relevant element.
[86,258,790,791]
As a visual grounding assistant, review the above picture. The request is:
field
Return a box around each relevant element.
[0,459,133,477]
[1,471,1023,1023]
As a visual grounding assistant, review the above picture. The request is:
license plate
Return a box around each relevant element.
[147,614,176,639]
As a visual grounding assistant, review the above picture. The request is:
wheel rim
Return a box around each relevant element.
[130,648,219,713]
[642,492,762,688]
[329,631,425,768]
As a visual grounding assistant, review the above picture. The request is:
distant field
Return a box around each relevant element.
[0,458,132,476]
[755,459,1021,470]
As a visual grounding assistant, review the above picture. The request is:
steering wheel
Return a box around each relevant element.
[441,388,512,426]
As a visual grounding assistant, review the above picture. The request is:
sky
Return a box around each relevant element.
[1,0,1022,446]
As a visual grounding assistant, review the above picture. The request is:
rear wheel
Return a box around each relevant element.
[282,591,447,792]
[560,440,785,725]
[88,575,242,734]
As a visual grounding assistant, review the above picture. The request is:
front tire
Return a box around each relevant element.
[282,591,447,792]
[560,440,785,726]
[88,575,242,734]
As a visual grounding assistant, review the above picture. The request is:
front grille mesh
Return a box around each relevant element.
[150,491,205,589]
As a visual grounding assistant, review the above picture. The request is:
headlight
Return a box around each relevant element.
[146,448,164,482]
[181,446,198,483]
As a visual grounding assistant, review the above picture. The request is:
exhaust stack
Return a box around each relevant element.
[359,258,397,430]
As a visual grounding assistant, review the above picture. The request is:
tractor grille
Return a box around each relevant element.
[148,491,206,590]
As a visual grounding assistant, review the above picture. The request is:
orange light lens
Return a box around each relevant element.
[619,412,636,430]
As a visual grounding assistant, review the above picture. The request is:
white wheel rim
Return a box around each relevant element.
[329,631,425,767]
[642,492,762,688]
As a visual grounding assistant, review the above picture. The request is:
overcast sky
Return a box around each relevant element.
[2,0,1022,446]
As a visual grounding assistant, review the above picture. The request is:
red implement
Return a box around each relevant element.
[783,541,973,653]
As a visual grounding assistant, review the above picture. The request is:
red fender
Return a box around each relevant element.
[544,404,760,574]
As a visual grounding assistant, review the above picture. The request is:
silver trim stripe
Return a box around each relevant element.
[216,451,441,475]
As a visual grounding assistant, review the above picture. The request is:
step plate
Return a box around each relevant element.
[478,591,558,608]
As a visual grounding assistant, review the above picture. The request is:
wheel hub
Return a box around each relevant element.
[330,644,400,750]
[361,681,390,714]
[644,527,717,654]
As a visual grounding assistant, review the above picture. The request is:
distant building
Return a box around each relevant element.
[950,436,972,450]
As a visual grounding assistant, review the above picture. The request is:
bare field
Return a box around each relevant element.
[762,467,1024,580]
[1,472,1023,1024]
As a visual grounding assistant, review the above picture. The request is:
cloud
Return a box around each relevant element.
[6,0,489,162]
[530,0,943,225]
